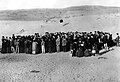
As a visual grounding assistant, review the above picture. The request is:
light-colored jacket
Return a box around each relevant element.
[56,38,60,46]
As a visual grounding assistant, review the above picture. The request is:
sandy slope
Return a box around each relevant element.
[0,47,119,82]
[0,13,120,45]
[1,6,120,45]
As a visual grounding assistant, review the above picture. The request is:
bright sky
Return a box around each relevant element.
[0,0,120,10]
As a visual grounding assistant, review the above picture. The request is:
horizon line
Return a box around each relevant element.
[0,5,120,11]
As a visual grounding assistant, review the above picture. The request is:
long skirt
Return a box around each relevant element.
[62,46,66,52]
[1,44,6,53]
[41,45,45,53]
[84,49,90,57]
[94,44,99,54]
[32,42,37,54]
[72,49,77,57]
[76,48,84,57]
[56,45,60,52]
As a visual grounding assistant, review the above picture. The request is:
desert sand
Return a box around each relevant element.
[0,6,120,82]
[0,47,119,82]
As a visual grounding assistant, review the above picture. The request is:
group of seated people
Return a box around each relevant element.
[1,31,116,57]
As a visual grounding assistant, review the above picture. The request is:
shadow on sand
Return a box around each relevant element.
[0,55,28,63]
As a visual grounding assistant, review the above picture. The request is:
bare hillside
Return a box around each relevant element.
[0,6,120,21]
[0,6,120,45]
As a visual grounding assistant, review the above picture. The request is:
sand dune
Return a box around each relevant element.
[1,6,120,45]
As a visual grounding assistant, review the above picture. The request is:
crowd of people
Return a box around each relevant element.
[1,31,117,57]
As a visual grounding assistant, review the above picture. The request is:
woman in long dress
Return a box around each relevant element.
[32,39,38,54]
[72,42,77,57]
[41,39,45,54]
[77,40,84,57]
[1,36,6,53]
[56,36,60,52]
